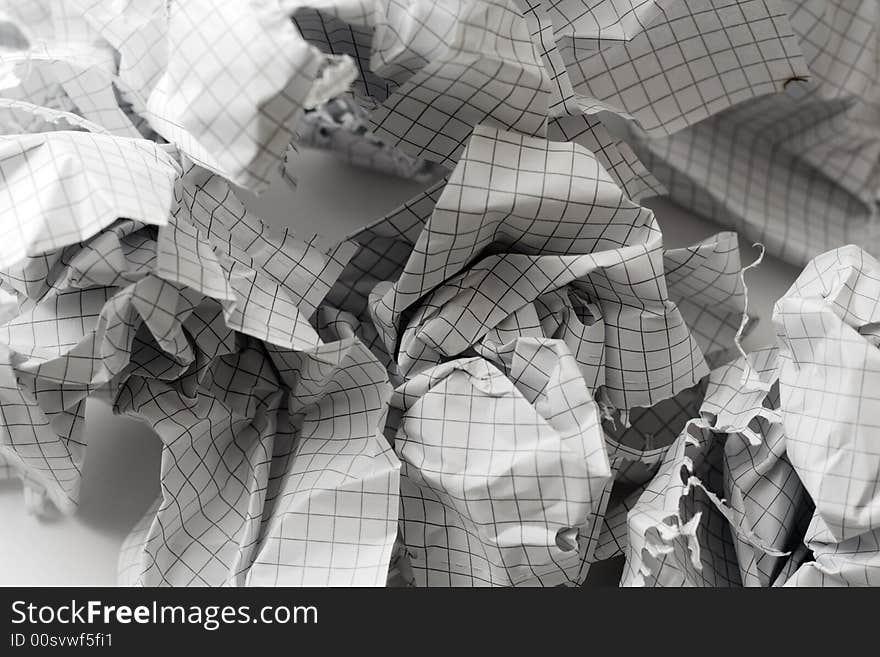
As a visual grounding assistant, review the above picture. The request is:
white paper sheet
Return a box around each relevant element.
[2,0,878,587]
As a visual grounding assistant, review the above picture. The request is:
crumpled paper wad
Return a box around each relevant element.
[1,0,879,587]
[622,246,880,587]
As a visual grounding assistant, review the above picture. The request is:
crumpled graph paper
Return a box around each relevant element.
[629,0,880,266]
[0,0,878,587]
[621,246,880,586]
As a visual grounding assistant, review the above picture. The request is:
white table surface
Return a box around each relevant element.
[0,148,801,586]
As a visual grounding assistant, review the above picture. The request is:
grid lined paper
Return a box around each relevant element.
[4,0,879,589]
[623,246,880,587]
[630,0,880,265]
